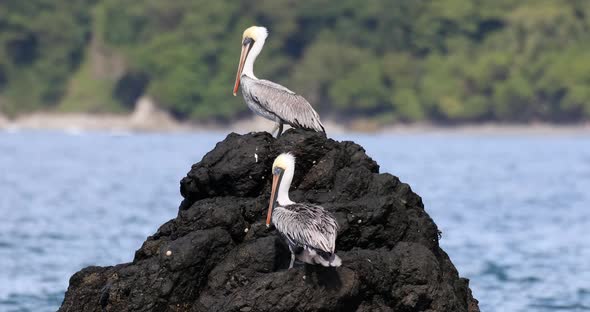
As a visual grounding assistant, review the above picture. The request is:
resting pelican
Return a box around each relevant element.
[266,153,341,269]
[233,26,325,137]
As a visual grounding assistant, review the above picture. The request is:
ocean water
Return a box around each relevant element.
[0,130,588,312]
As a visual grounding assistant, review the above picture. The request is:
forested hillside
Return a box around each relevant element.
[1,0,590,123]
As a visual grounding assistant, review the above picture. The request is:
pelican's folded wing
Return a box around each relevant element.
[248,79,325,132]
[273,204,337,253]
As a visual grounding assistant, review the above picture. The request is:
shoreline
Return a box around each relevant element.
[1,111,590,136]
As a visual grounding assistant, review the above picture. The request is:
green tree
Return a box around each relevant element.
[0,0,94,115]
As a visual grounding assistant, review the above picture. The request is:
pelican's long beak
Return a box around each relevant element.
[233,43,251,96]
[267,168,283,227]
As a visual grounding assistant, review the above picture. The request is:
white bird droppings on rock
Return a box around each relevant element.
[166,250,172,256]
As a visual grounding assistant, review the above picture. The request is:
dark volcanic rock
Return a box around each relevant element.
[59,129,479,312]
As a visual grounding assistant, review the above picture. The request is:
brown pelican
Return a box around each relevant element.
[266,153,341,269]
[233,26,325,137]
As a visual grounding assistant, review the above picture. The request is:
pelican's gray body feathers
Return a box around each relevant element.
[240,75,325,133]
[272,202,341,267]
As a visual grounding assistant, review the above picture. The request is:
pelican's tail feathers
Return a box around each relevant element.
[329,254,342,267]
[299,247,342,267]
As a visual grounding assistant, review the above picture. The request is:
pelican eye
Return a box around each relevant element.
[273,167,284,175]
[243,37,254,46]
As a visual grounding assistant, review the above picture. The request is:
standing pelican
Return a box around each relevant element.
[266,153,341,269]
[233,26,325,137]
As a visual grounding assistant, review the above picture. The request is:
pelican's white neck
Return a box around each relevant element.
[242,37,266,79]
[277,164,294,206]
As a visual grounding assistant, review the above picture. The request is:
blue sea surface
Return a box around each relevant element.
[0,130,588,312]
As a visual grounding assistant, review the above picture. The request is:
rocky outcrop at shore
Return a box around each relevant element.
[58,129,479,312]
[0,97,185,132]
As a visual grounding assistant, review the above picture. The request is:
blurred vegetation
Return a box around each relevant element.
[1,0,590,123]
[0,0,94,115]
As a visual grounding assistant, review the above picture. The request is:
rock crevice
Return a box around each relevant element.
[59,129,479,312]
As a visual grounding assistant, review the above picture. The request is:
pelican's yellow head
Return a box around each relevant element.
[233,26,269,96]
[242,26,268,43]
[272,153,295,172]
